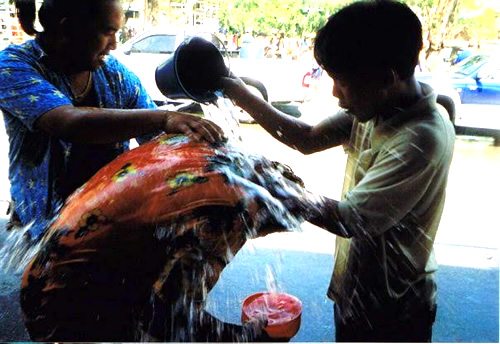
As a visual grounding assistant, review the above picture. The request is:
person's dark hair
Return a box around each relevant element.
[314,0,422,80]
[15,0,115,36]
[15,0,37,35]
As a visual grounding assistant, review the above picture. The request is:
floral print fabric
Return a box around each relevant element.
[20,133,305,341]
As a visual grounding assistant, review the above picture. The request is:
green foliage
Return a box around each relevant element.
[400,0,498,43]
[219,0,498,46]
[457,7,498,41]
[218,0,350,37]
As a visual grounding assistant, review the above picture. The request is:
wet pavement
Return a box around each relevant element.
[0,119,499,342]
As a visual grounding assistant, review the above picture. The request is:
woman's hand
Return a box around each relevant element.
[164,112,226,144]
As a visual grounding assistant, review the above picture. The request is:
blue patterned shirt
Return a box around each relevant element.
[0,39,157,240]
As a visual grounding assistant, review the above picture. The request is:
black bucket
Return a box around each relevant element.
[155,36,229,104]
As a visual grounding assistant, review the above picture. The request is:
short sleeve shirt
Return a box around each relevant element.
[329,84,455,324]
[0,39,157,240]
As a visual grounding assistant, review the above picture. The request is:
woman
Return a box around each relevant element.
[0,0,224,241]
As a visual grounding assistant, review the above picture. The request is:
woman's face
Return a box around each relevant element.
[66,0,122,71]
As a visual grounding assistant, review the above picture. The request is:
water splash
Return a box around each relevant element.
[0,223,42,273]
[202,93,306,235]
[264,264,281,293]
[6,93,310,342]
[201,91,243,142]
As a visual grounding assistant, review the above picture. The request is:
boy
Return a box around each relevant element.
[222,0,455,341]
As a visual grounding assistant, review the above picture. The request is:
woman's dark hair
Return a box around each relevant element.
[314,0,423,80]
[15,0,37,35]
[15,0,115,36]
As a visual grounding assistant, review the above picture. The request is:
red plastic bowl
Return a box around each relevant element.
[241,292,302,340]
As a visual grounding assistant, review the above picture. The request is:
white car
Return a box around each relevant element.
[112,29,186,102]
[112,29,310,121]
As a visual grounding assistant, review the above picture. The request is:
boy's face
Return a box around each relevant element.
[329,72,391,122]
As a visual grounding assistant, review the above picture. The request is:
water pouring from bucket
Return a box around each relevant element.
[155,35,229,104]
[155,36,306,341]
[155,35,244,140]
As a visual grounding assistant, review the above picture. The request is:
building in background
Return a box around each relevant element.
[0,0,44,48]
[0,0,221,48]
[0,0,26,47]
[122,0,220,36]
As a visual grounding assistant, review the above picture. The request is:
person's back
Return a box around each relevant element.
[20,133,303,341]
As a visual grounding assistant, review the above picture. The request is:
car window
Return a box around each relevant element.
[477,63,500,81]
[130,35,177,54]
[451,55,488,76]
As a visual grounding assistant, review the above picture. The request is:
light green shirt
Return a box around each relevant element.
[328,84,455,323]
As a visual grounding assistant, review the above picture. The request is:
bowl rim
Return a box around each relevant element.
[241,291,303,324]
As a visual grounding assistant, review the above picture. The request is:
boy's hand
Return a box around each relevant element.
[281,191,327,221]
[220,74,251,101]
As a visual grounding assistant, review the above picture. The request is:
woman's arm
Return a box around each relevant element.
[35,105,225,144]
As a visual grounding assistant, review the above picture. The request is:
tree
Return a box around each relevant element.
[119,0,164,29]
[218,0,347,37]
[218,0,467,69]
[453,0,499,43]
[130,0,498,70]
[403,0,461,69]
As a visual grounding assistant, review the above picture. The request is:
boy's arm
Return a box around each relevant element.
[222,76,352,154]
[285,194,353,238]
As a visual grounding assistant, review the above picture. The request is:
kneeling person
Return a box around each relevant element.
[20,134,305,342]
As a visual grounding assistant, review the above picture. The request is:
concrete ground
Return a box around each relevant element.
[207,232,499,342]
[0,119,499,342]
[0,222,498,342]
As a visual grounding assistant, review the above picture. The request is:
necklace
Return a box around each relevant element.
[71,71,93,101]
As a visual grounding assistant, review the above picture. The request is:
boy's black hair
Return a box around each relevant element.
[314,0,423,80]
